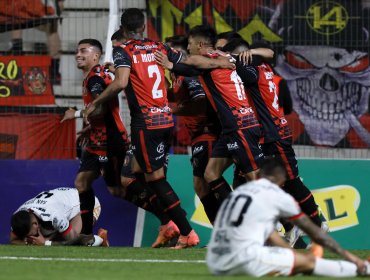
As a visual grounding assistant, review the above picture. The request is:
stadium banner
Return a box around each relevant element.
[146,0,370,148]
[0,160,138,246]
[0,107,75,159]
[140,155,370,249]
[0,56,55,106]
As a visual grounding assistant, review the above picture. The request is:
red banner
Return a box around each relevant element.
[0,56,55,106]
[0,112,75,159]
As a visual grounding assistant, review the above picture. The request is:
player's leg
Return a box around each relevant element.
[134,128,198,248]
[267,140,324,227]
[75,150,100,235]
[191,140,220,224]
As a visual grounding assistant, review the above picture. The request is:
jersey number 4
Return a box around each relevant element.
[148,65,163,99]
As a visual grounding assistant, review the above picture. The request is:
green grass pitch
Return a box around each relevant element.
[0,245,368,280]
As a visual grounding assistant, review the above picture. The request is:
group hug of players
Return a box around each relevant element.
[10,8,327,248]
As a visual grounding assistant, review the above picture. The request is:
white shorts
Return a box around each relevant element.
[208,245,295,277]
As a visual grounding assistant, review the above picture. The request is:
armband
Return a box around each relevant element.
[74,110,82,118]
[44,240,52,246]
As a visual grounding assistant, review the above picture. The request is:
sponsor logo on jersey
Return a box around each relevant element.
[264,71,274,80]
[98,156,108,162]
[192,145,204,155]
[239,107,254,114]
[149,106,171,113]
[134,44,158,50]
[227,142,239,150]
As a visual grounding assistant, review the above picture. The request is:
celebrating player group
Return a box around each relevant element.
[10,7,369,278]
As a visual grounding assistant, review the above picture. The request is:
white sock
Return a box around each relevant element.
[313,257,357,277]
[91,235,103,246]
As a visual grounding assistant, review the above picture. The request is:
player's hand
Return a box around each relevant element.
[29,229,47,245]
[61,108,76,123]
[84,103,96,124]
[215,56,236,70]
[239,50,253,65]
[103,62,115,74]
[154,51,174,70]
[344,251,366,275]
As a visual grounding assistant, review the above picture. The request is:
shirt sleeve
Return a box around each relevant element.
[235,61,259,84]
[278,190,303,219]
[87,75,106,98]
[113,46,131,68]
[51,213,70,233]
[163,43,183,64]
[182,77,205,100]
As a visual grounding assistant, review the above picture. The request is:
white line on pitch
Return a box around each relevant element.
[0,256,206,263]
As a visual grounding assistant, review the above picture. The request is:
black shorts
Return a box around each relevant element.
[262,138,299,180]
[130,127,172,173]
[212,127,263,174]
[191,140,216,177]
[78,149,125,187]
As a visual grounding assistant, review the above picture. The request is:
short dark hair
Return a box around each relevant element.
[259,157,287,179]
[222,38,250,53]
[121,8,145,32]
[11,210,31,239]
[188,25,217,47]
[216,31,242,42]
[111,28,124,42]
[165,35,188,50]
[78,38,103,53]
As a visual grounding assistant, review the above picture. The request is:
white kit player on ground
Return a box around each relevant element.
[10,187,108,246]
[206,158,370,277]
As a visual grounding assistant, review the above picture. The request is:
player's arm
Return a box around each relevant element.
[85,47,130,119]
[238,48,274,65]
[292,214,361,264]
[9,231,28,245]
[180,54,235,70]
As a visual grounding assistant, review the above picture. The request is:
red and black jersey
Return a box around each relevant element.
[197,52,259,133]
[236,61,292,143]
[172,75,220,143]
[113,39,182,130]
[82,65,129,156]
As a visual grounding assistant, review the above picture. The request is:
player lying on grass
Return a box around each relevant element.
[206,158,370,277]
[10,187,107,246]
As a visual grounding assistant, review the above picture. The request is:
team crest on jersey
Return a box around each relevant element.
[157,142,165,153]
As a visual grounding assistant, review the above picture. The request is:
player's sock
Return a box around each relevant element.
[125,179,170,225]
[148,177,192,236]
[313,258,357,277]
[284,177,322,227]
[208,176,232,203]
[200,192,220,224]
[79,189,95,234]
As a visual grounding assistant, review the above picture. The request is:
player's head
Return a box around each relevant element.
[258,157,287,186]
[215,31,242,50]
[111,28,126,46]
[121,8,145,38]
[222,38,250,55]
[188,25,217,55]
[165,35,188,54]
[11,210,39,239]
[76,39,103,71]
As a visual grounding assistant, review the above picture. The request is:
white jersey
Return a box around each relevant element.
[206,178,302,272]
[15,188,80,234]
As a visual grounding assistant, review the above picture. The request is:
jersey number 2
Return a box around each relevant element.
[148,65,163,99]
